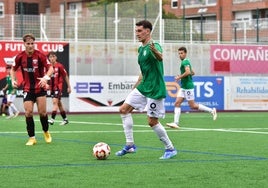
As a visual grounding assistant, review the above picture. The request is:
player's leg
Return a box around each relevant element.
[147,98,177,159]
[58,97,69,125]
[116,89,145,156]
[166,89,185,128]
[10,94,19,117]
[187,88,217,120]
[36,92,52,143]
[1,103,6,116]
[6,94,14,118]
[24,93,37,145]
[48,92,59,125]
[195,102,217,120]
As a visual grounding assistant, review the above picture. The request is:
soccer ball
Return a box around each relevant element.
[93,142,111,160]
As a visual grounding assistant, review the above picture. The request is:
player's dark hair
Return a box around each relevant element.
[178,47,187,53]
[47,51,57,57]
[23,33,35,42]
[136,20,152,31]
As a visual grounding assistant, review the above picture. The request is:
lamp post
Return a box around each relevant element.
[256,8,259,43]
[197,8,207,41]
[183,3,185,41]
[20,0,24,37]
[63,0,66,39]
[105,3,107,40]
[144,0,148,20]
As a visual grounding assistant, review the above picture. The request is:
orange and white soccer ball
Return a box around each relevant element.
[93,142,111,160]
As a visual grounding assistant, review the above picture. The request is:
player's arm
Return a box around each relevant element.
[150,43,162,61]
[38,65,54,88]
[1,84,8,91]
[46,65,54,77]
[191,68,195,76]
[64,75,72,94]
[10,67,18,88]
[133,73,142,89]
[175,65,192,81]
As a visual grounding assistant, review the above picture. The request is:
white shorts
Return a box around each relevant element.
[177,88,195,101]
[7,94,16,103]
[124,88,165,118]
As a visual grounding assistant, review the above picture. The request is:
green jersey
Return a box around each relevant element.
[136,42,166,99]
[6,75,16,95]
[180,58,194,89]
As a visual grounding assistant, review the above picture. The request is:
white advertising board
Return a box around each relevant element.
[225,77,268,110]
[69,76,138,112]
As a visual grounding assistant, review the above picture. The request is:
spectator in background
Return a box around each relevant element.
[1,92,8,116]
[1,66,20,119]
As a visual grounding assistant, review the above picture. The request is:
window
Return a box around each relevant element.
[182,0,216,7]
[171,0,178,8]
[69,2,82,17]
[46,7,50,14]
[0,2,4,18]
[15,2,38,15]
[265,10,268,18]
[235,11,251,21]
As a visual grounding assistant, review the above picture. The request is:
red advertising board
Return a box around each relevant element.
[0,41,69,96]
[210,44,268,73]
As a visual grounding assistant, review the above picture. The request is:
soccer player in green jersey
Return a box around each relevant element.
[116,20,177,159]
[1,66,20,119]
[166,47,217,129]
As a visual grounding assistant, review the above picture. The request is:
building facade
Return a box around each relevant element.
[164,0,268,41]
[0,0,96,16]
[164,0,268,21]
[0,0,267,42]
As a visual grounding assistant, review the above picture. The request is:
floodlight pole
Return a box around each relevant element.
[63,0,66,39]
[198,8,207,42]
[20,0,24,37]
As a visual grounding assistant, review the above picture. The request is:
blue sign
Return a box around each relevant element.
[165,76,224,112]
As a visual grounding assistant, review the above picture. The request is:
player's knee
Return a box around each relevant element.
[189,103,198,110]
[119,106,127,114]
[119,104,133,114]
[25,111,34,117]
[39,112,47,117]
[174,103,180,107]
[174,100,182,107]
[148,117,158,127]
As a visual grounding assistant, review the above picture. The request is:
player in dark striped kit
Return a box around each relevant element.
[47,51,71,126]
[11,33,54,146]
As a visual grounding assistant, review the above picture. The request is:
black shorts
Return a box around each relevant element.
[51,89,62,100]
[23,91,47,103]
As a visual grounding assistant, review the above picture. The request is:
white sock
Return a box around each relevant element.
[152,123,174,150]
[198,104,212,113]
[174,107,181,124]
[121,113,134,145]
[8,106,14,116]
[10,103,18,113]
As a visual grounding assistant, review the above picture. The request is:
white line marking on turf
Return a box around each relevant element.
[181,127,268,135]
[2,119,268,135]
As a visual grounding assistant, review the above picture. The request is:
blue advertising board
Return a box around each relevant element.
[165,76,224,112]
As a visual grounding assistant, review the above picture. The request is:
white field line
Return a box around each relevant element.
[181,127,268,135]
[0,119,267,135]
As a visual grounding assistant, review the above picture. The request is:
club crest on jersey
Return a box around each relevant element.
[143,50,147,56]
[33,59,38,64]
